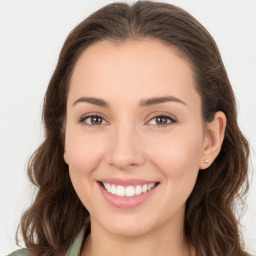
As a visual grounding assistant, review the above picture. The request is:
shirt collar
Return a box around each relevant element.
[65,226,86,256]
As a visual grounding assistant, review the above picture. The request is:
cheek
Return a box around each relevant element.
[149,129,203,191]
[158,136,202,171]
[64,129,106,205]
[147,134,203,217]
[65,130,105,173]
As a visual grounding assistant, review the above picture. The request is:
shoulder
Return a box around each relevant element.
[7,226,87,256]
[7,249,31,256]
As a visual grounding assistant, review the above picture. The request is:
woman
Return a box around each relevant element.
[9,1,251,255]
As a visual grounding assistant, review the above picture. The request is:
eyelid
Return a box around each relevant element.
[79,111,177,128]
[79,112,108,128]
[147,112,177,121]
[146,112,177,128]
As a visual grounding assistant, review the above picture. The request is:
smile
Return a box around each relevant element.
[102,182,157,197]
[97,180,160,208]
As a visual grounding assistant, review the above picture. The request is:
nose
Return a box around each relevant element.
[106,123,145,170]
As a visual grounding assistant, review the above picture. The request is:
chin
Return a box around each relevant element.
[100,216,156,237]
[108,225,150,237]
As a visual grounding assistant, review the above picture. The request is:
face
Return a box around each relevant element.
[64,39,208,237]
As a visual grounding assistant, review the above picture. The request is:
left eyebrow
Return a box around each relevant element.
[139,96,187,107]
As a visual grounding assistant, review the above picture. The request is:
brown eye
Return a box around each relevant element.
[90,116,103,125]
[148,114,177,127]
[155,116,169,125]
[79,114,107,127]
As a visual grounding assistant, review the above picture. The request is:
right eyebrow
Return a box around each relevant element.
[73,97,110,108]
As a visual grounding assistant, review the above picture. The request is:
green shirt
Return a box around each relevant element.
[8,227,86,256]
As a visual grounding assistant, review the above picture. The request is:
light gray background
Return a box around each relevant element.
[0,0,255,255]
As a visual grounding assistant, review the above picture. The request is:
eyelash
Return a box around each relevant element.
[79,112,177,129]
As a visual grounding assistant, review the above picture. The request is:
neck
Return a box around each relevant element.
[81,213,195,256]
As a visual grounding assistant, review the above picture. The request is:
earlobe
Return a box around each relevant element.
[200,111,227,169]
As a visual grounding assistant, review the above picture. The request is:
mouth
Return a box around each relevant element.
[97,181,160,198]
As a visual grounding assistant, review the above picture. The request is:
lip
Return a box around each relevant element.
[97,180,159,208]
[98,178,158,186]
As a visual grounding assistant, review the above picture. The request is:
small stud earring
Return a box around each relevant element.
[204,159,209,164]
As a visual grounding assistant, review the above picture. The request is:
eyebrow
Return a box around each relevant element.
[72,96,187,108]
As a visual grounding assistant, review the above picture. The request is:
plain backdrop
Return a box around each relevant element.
[0,0,255,255]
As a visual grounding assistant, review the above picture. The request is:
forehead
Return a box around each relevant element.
[71,38,193,80]
[68,39,200,110]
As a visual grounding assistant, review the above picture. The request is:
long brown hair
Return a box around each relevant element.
[17,1,250,255]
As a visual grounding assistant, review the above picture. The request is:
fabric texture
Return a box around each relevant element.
[7,227,86,256]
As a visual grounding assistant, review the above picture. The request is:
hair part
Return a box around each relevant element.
[17,1,250,255]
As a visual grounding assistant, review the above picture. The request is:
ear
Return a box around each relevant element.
[61,118,69,165]
[63,146,69,165]
[200,111,226,169]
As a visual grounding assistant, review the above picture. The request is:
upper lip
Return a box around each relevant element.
[98,178,159,186]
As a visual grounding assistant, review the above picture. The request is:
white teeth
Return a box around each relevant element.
[126,186,135,197]
[142,184,148,193]
[105,183,111,193]
[116,185,125,196]
[102,182,157,197]
[135,185,142,195]
[110,184,116,194]
[148,183,155,190]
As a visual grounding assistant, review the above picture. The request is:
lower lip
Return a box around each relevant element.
[97,182,159,208]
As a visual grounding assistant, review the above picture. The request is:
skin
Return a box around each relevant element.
[64,39,226,256]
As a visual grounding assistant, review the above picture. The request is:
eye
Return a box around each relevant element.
[79,114,107,127]
[79,113,177,128]
[148,113,177,127]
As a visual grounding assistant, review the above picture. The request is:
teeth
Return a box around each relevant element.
[105,183,111,193]
[103,182,156,197]
[135,185,142,195]
[148,183,155,190]
[116,185,125,196]
[110,184,116,195]
[126,186,135,197]
[142,184,147,193]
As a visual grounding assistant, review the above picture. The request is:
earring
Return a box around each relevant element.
[204,159,209,164]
